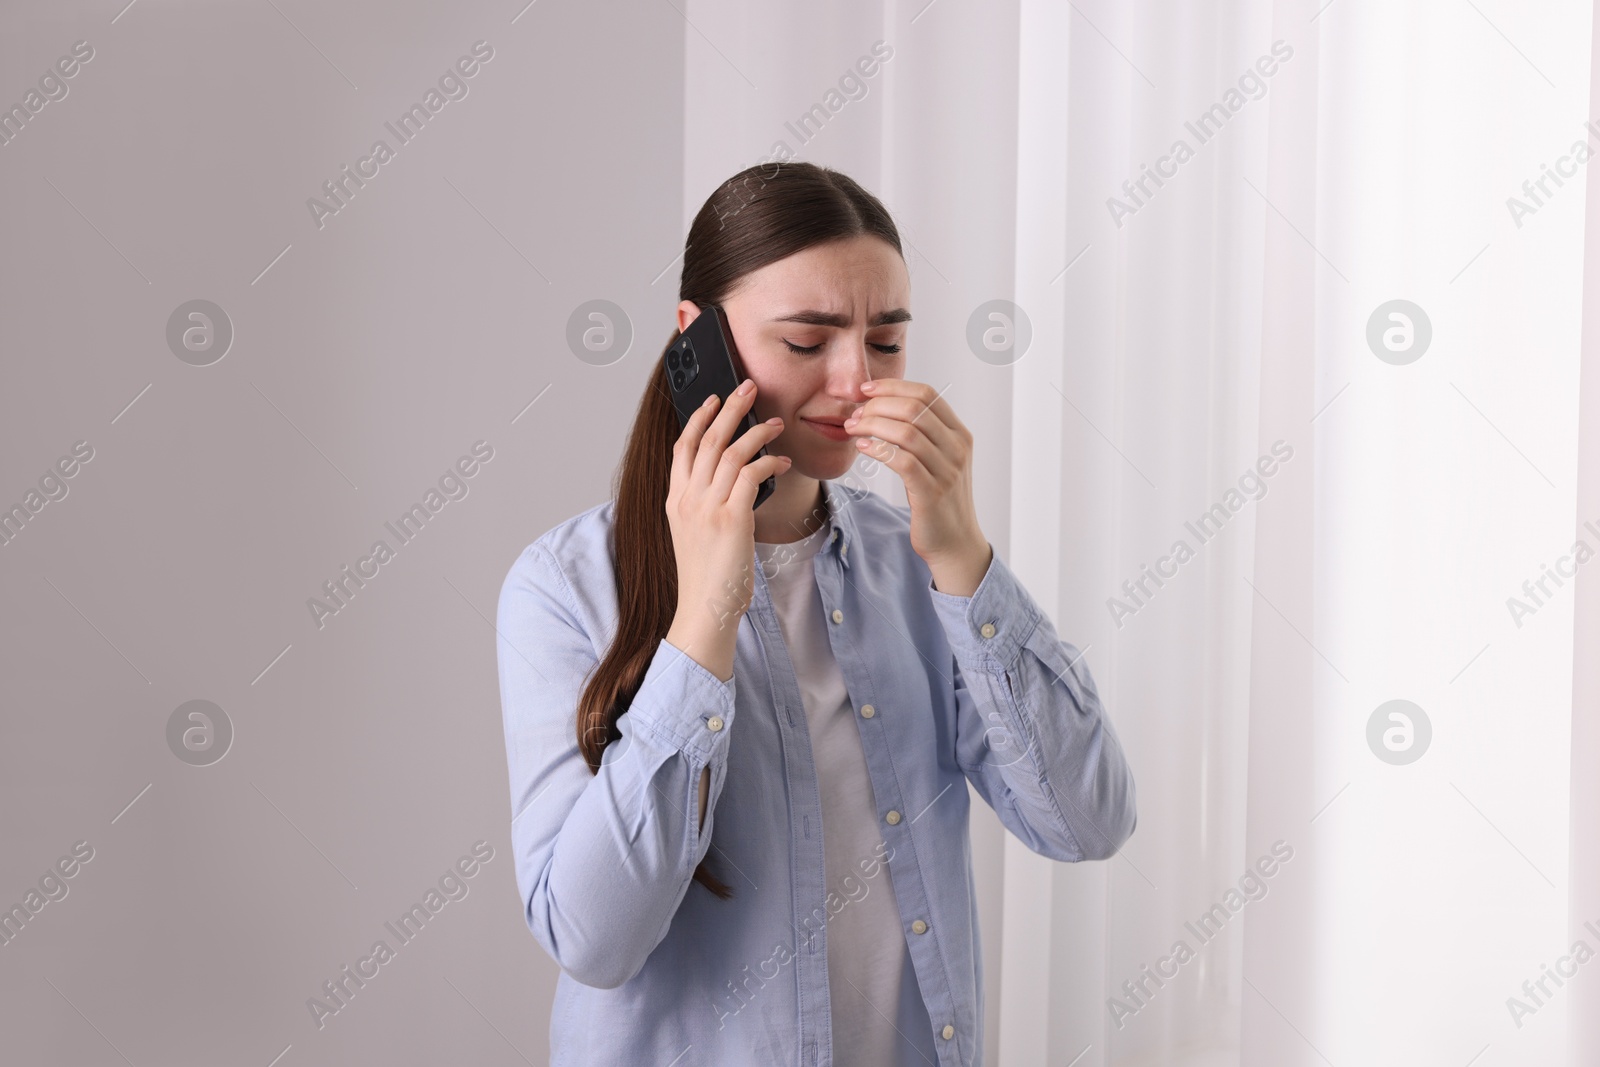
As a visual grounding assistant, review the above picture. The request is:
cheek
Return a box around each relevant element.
[751,392,791,425]
[750,372,815,421]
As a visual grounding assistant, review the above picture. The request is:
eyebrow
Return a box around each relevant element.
[771,308,912,328]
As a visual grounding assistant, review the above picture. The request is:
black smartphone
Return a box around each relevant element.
[663,304,776,510]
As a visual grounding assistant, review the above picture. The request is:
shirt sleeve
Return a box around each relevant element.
[497,542,739,989]
[926,545,1137,863]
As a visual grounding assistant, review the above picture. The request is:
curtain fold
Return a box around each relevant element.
[1006,0,1077,1062]
[1569,2,1600,1062]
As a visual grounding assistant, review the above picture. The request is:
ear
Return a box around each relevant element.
[677,300,702,335]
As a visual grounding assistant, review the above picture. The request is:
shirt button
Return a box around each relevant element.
[860,704,875,719]
[911,919,927,934]
[941,1024,955,1040]
[885,810,901,825]
[831,608,844,624]
[706,715,724,732]
[979,622,997,639]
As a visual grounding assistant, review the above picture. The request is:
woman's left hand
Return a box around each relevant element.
[844,378,994,596]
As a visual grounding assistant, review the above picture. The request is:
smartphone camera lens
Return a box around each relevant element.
[665,338,700,393]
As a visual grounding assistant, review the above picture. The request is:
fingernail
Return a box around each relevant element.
[767,417,783,425]
[702,394,717,408]
[843,416,859,427]
[862,381,876,392]
[738,379,755,395]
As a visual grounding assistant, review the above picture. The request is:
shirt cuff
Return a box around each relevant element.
[620,637,739,761]
[927,548,1042,672]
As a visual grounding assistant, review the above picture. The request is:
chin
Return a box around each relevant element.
[788,448,859,481]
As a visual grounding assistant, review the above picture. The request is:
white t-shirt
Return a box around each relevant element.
[754,523,933,1066]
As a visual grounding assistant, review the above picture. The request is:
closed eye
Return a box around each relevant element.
[784,340,902,356]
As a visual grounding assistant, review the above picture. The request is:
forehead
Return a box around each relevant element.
[729,236,909,316]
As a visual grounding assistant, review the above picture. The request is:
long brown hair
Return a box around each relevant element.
[576,161,903,899]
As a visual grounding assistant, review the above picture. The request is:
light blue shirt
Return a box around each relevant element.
[496,478,1137,1066]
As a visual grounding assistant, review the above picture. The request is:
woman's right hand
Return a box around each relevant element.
[663,378,791,681]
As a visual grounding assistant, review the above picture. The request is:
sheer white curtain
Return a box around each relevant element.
[686,1,1596,1063]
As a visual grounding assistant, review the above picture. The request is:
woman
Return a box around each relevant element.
[496,161,1137,1066]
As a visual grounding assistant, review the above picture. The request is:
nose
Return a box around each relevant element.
[825,341,873,404]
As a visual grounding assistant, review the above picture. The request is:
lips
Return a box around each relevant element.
[802,418,852,442]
